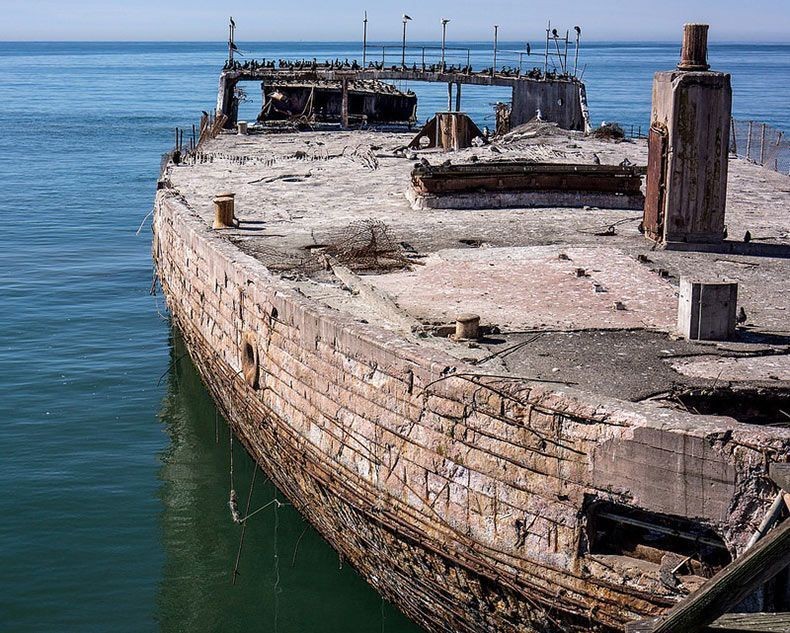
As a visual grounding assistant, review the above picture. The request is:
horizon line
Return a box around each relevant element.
[2,38,789,45]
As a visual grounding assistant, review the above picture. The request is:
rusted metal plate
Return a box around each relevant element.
[644,125,668,241]
[411,161,644,195]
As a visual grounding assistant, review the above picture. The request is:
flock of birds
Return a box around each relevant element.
[223,58,570,80]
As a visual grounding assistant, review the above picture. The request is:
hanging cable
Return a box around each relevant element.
[273,491,281,633]
[232,465,258,584]
[228,433,240,523]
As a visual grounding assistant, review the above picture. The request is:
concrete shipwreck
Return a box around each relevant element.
[153,23,790,633]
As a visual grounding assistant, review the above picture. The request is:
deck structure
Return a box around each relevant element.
[217,66,590,132]
[154,121,790,631]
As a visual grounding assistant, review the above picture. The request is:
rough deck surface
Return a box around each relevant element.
[170,124,790,405]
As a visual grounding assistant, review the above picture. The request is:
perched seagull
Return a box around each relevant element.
[552,28,559,38]
[403,14,412,21]
[230,16,236,28]
[592,153,601,165]
[574,26,581,36]
[620,157,632,167]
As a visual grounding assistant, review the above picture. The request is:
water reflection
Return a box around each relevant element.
[157,330,420,633]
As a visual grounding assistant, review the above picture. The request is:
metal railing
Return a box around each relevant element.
[730,119,789,175]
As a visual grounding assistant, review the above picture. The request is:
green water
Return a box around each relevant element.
[158,333,416,632]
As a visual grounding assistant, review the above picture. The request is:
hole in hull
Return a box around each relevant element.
[586,501,731,577]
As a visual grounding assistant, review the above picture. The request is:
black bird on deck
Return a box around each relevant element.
[737,306,748,324]
[744,230,752,243]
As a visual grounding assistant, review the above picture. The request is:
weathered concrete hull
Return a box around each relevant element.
[152,189,787,632]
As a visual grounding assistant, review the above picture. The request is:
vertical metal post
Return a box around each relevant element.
[228,23,233,63]
[492,25,499,77]
[441,19,450,71]
[760,123,767,164]
[455,81,461,111]
[341,77,349,129]
[421,47,425,70]
[746,120,754,160]
[574,27,581,76]
[401,16,409,69]
[544,21,550,74]
[447,82,453,111]
[362,11,368,66]
[730,117,738,155]
[564,30,569,75]
[467,49,471,69]
[554,31,565,74]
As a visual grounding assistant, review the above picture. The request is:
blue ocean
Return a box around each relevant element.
[0,41,788,632]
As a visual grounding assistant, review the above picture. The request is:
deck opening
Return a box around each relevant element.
[586,501,731,576]
[670,387,790,427]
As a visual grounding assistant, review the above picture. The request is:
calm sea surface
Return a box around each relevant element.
[0,41,788,633]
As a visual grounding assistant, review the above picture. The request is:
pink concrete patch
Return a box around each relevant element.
[671,355,790,382]
[369,246,678,331]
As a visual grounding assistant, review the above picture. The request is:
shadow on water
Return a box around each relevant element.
[157,329,421,633]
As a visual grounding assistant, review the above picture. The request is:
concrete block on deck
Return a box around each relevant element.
[677,278,738,341]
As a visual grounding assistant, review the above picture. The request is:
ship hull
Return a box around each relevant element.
[153,189,787,632]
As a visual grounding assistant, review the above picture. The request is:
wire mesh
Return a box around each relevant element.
[730,119,789,175]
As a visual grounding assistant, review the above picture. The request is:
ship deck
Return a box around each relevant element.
[167,124,790,411]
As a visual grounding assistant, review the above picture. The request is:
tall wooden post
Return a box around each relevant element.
[455,82,461,111]
[644,24,731,244]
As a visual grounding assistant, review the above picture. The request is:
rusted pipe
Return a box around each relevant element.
[745,491,786,550]
[678,23,710,71]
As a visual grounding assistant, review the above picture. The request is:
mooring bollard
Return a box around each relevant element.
[455,314,481,340]
[213,192,236,229]
[237,121,248,135]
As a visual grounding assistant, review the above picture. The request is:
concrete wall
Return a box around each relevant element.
[510,78,588,131]
[152,188,786,631]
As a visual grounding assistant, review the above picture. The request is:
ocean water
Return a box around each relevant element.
[0,41,788,633]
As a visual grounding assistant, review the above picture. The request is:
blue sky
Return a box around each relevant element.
[2,0,789,41]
